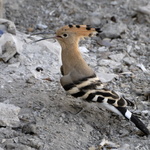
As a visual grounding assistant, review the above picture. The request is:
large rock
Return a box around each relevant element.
[0,18,16,35]
[0,19,22,62]
[1,40,17,62]
[0,103,20,127]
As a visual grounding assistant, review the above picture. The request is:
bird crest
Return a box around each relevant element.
[56,25,101,39]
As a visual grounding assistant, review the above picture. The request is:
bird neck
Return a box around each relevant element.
[61,42,89,75]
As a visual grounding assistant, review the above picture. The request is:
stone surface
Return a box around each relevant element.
[22,123,37,135]
[83,16,101,27]
[135,3,150,23]
[0,18,16,34]
[123,57,136,65]
[0,0,149,150]
[108,53,125,62]
[1,40,17,62]
[97,72,118,83]
[100,22,127,38]
[0,103,20,127]
[97,38,112,47]
[98,59,121,69]
[0,23,22,62]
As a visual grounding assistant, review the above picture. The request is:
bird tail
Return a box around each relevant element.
[117,107,149,135]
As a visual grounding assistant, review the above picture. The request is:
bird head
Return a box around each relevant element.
[32,25,101,47]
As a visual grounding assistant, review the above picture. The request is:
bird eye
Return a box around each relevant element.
[62,33,68,38]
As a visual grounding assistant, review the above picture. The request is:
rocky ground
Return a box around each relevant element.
[0,0,150,150]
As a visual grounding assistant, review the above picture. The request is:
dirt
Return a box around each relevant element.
[0,0,150,150]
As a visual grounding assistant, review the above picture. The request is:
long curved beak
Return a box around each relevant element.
[33,37,56,43]
[30,31,56,43]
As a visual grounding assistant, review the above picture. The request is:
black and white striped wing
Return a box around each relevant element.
[60,73,149,135]
[61,72,133,107]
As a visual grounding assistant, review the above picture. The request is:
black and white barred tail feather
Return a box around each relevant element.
[117,107,149,135]
[61,74,149,135]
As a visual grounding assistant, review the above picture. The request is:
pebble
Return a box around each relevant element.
[98,59,121,68]
[98,46,108,52]
[36,24,48,30]
[123,57,136,65]
[110,1,118,5]
[27,27,34,32]
[79,46,89,53]
[97,38,112,47]
[36,67,43,72]
[108,53,125,62]
[26,76,37,84]
[113,66,123,73]
[126,45,132,53]
[22,123,37,135]
[129,52,137,58]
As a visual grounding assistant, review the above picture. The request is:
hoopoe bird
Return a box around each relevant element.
[55,25,149,135]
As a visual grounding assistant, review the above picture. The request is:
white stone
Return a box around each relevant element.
[1,40,17,62]
[36,23,48,30]
[97,72,118,83]
[137,63,149,73]
[127,45,132,53]
[123,57,136,65]
[98,59,121,68]
[98,46,108,52]
[0,18,16,34]
[108,53,125,62]
[0,32,23,62]
[0,103,20,127]
[136,3,150,15]
[79,46,89,53]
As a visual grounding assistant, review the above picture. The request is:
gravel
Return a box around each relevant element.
[0,0,150,150]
